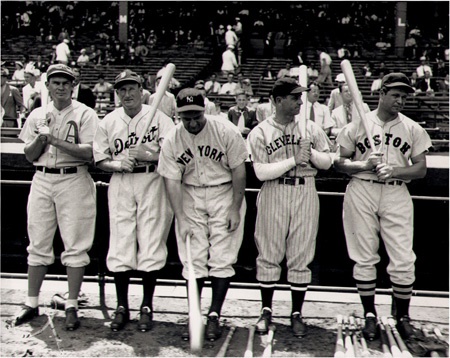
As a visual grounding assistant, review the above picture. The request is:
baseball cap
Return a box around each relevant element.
[335,73,346,82]
[46,64,76,80]
[1,67,9,76]
[80,48,86,53]
[114,69,142,89]
[15,61,24,68]
[381,73,415,93]
[271,77,309,98]
[420,56,426,61]
[194,80,205,89]
[176,88,205,112]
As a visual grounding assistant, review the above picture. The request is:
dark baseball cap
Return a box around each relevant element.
[381,73,415,93]
[272,77,309,98]
[46,64,75,81]
[114,69,142,89]
[176,88,205,112]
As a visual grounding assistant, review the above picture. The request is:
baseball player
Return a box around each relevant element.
[247,77,332,337]
[93,69,174,332]
[15,64,98,331]
[333,73,432,340]
[157,88,248,341]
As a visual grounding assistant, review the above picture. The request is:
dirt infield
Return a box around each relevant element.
[1,279,448,357]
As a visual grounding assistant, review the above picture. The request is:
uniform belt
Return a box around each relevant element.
[358,178,404,186]
[130,164,156,174]
[278,177,305,186]
[36,166,78,174]
[187,181,231,188]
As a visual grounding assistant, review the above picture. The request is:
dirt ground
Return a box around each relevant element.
[1,280,448,357]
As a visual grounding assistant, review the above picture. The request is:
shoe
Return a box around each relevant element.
[137,306,153,332]
[14,305,39,326]
[65,307,80,331]
[205,314,221,341]
[110,306,129,332]
[396,316,416,340]
[362,313,379,341]
[291,313,307,337]
[256,307,272,335]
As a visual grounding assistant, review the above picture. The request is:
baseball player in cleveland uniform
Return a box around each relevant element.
[333,73,432,341]
[93,69,174,332]
[247,77,332,337]
[15,64,98,331]
[157,88,248,341]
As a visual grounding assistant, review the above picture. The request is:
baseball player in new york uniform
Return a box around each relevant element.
[333,73,432,341]
[158,88,248,341]
[93,69,174,332]
[247,78,332,337]
[15,64,98,331]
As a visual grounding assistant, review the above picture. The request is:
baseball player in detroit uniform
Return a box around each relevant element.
[93,69,174,332]
[157,88,248,341]
[15,64,98,331]
[247,77,332,337]
[333,73,432,341]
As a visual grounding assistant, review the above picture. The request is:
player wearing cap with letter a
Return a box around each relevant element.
[333,73,432,341]
[93,69,174,332]
[157,88,248,341]
[247,77,332,337]
[15,64,99,331]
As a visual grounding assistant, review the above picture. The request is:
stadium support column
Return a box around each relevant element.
[395,2,407,58]
[119,1,128,44]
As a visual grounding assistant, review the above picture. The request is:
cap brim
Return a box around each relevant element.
[290,86,310,94]
[385,83,415,93]
[177,105,205,112]
[47,71,75,80]
[114,79,141,89]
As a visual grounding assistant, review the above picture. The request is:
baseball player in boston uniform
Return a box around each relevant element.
[15,64,98,330]
[333,73,432,341]
[247,77,332,337]
[93,69,174,332]
[157,88,248,341]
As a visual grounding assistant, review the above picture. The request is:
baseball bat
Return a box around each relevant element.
[422,325,440,357]
[378,317,393,358]
[216,325,236,357]
[298,64,308,167]
[343,316,355,358]
[381,316,402,357]
[387,317,412,358]
[262,324,276,358]
[134,63,175,148]
[186,233,204,353]
[340,60,376,152]
[433,326,449,357]
[349,316,361,358]
[334,315,346,358]
[39,72,55,153]
[355,317,370,357]
[244,325,256,358]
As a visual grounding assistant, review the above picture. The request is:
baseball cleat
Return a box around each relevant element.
[65,307,80,331]
[291,312,307,337]
[205,314,222,341]
[137,306,153,332]
[110,306,129,332]
[396,315,416,340]
[362,313,379,341]
[255,307,272,335]
[14,305,39,326]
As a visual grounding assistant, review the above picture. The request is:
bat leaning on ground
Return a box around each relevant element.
[378,317,393,358]
[381,316,403,357]
[215,325,236,357]
[355,317,370,357]
[334,315,346,358]
[387,317,412,358]
[349,316,361,357]
[186,233,204,353]
[343,316,355,358]
[244,325,256,358]
[262,324,276,358]
[340,59,377,153]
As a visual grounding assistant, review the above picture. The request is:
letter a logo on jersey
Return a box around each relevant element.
[186,96,194,103]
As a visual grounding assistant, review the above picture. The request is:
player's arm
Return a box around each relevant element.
[375,151,427,181]
[24,135,47,163]
[39,134,93,161]
[333,145,380,175]
[227,162,246,232]
[164,178,193,240]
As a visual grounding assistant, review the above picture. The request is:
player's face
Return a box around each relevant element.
[117,83,142,111]
[179,110,207,134]
[278,94,303,116]
[46,76,73,103]
[236,94,248,109]
[380,88,408,115]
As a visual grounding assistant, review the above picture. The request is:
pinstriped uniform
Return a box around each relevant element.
[248,114,330,284]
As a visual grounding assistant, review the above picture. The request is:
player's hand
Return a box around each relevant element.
[375,163,394,181]
[367,151,384,170]
[226,208,241,232]
[241,127,251,135]
[295,139,311,164]
[120,157,136,173]
[129,145,154,162]
[178,216,194,241]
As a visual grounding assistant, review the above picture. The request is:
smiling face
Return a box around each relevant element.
[116,82,143,115]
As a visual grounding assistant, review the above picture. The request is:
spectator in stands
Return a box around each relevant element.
[147,29,157,49]
[148,73,177,119]
[307,62,319,82]
[219,73,238,95]
[1,67,26,127]
[409,72,420,92]
[227,89,257,137]
[77,49,90,67]
[205,74,222,95]
[22,64,42,113]
[235,73,253,96]
[71,66,96,109]
[193,35,205,51]
[135,40,149,58]
[263,32,275,58]
[374,61,389,77]
[439,73,449,92]
[330,83,370,137]
[328,73,347,113]
[317,56,332,85]
[299,82,334,136]
[260,64,274,80]
[371,71,385,95]
[55,38,71,65]
[157,60,181,91]
[292,50,305,67]
[361,61,373,79]
[225,24,238,49]
[417,71,439,96]
[337,45,351,59]
[277,62,291,80]
[215,24,226,49]
[256,97,275,123]
[221,45,239,77]
[93,74,113,107]
[34,55,48,73]
[11,61,26,85]
[194,80,216,115]
[434,58,448,78]
[404,34,417,60]
[416,56,433,78]
[375,37,391,53]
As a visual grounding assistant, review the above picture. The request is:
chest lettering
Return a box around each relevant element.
[356,133,411,156]
[113,126,158,156]
[64,121,79,144]
[265,134,300,155]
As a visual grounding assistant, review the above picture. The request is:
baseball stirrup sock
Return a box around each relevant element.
[260,281,277,310]
[356,279,377,316]
[209,277,230,316]
[290,283,308,315]
[185,278,205,302]
[114,271,131,309]
[141,271,158,310]
[392,282,413,319]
